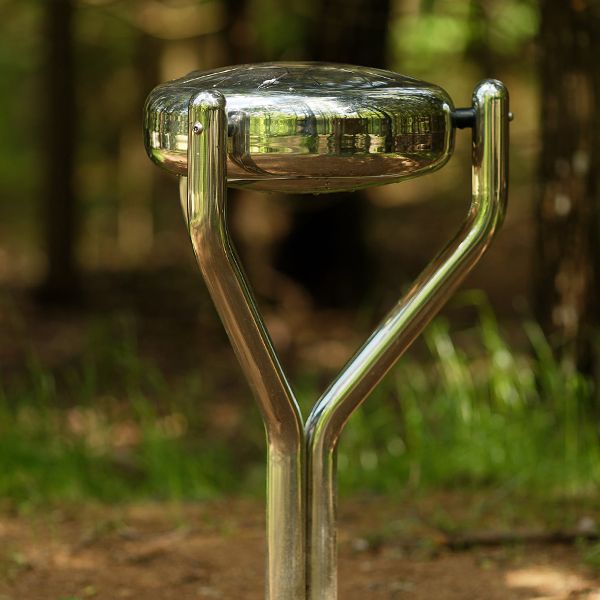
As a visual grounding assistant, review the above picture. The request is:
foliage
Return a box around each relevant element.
[0,317,242,508]
[390,0,539,72]
[0,296,598,509]
[338,293,599,496]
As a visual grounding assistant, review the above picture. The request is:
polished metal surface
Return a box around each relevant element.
[305,79,509,600]
[185,91,305,600]
[144,65,509,600]
[145,62,454,192]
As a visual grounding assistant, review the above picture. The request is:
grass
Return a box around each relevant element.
[338,294,600,497]
[0,293,598,509]
[0,318,245,507]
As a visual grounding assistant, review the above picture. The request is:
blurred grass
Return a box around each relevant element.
[0,293,598,509]
[0,318,243,507]
[339,293,600,497]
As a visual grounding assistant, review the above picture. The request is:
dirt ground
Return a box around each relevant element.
[0,190,591,599]
[1,497,599,600]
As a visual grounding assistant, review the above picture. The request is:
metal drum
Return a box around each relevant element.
[144,62,454,192]
[142,62,510,600]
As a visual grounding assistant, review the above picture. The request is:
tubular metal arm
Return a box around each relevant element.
[305,80,509,600]
[185,91,306,600]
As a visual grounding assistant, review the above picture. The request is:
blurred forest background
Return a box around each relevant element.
[0,0,599,514]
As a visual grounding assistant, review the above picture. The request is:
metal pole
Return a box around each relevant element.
[305,79,509,600]
[185,90,306,600]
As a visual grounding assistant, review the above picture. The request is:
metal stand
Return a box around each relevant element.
[183,81,508,600]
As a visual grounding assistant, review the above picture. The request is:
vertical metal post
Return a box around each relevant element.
[185,91,306,600]
[305,80,509,600]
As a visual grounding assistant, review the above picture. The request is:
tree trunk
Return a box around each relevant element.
[534,0,600,380]
[310,0,391,67]
[276,0,391,308]
[223,0,253,64]
[465,0,495,76]
[38,0,80,304]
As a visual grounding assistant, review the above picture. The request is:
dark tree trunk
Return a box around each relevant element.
[310,0,391,67]
[223,0,253,64]
[534,0,600,379]
[38,0,80,304]
[465,0,495,76]
[276,0,391,308]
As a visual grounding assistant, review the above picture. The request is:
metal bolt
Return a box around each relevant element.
[192,122,204,134]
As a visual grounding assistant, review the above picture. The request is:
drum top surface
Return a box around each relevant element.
[144,62,455,192]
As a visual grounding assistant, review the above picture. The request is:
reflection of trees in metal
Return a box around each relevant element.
[144,63,453,191]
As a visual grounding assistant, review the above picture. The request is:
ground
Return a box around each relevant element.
[1,496,599,600]
[0,185,587,600]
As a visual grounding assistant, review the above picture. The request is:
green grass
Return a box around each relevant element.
[0,294,598,509]
[338,294,600,496]
[0,318,244,508]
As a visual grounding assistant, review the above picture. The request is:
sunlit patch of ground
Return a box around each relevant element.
[505,566,599,599]
[0,498,599,600]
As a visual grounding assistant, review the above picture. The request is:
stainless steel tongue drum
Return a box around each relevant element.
[143,63,509,600]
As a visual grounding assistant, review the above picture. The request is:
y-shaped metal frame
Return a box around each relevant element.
[184,80,508,600]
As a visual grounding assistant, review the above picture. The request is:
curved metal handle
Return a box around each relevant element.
[185,91,306,600]
[305,79,509,600]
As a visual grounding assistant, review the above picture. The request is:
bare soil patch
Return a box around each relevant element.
[1,497,599,600]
